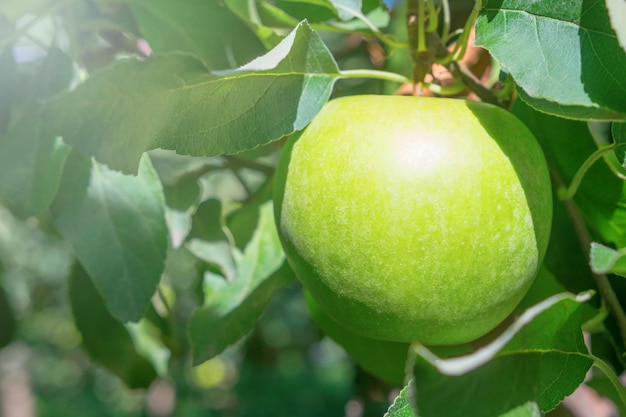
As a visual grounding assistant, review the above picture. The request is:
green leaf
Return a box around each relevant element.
[224,0,284,49]
[69,262,158,389]
[51,151,167,322]
[0,284,16,348]
[129,0,266,70]
[188,199,228,242]
[499,403,541,417]
[163,175,200,210]
[590,242,626,277]
[226,177,274,250]
[410,292,594,417]
[189,201,293,364]
[606,0,626,53]
[476,0,626,119]
[612,121,626,168]
[512,99,626,248]
[33,48,74,99]
[384,382,417,417]
[0,112,70,217]
[44,21,340,174]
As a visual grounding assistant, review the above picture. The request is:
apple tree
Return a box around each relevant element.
[0,0,626,416]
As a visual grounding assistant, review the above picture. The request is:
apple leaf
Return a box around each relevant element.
[606,0,626,53]
[43,21,340,174]
[410,292,594,417]
[0,113,70,217]
[476,0,626,119]
[51,151,167,322]
[589,242,626,277]
[384,382,416,417]
[189,202,293,364]
[69,262,157,389]
[512,100,626,248]
[129,0,265,70]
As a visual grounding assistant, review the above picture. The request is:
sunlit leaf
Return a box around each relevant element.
[189,202,293,363]
[44,21,340,174]
[476,0,626,119]
[51,152,167,322]
[590,242,626,277]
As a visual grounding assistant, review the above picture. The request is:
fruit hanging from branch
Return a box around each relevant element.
[274,95,553,346]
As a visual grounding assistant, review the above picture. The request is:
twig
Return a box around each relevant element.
[550,167,626,349]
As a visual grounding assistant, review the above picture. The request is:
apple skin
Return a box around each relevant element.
[274,95,552,345]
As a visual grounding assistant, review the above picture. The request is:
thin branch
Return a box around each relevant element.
[550,167,626,349]
[223,155,275,176]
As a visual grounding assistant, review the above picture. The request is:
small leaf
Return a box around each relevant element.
[189,201,293,364]
[476,0,626,119]
[44,21,340,174]
[384,382,417,417]
[410,292,594,417]
[69,262,157,389]
[590,242,626,277]
[188,199,228,242]
[51,151,167,322]
[0,112,70,217]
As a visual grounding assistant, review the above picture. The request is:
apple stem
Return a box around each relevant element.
[550,166,626,351]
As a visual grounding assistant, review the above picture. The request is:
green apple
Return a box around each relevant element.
[274,95,552,345]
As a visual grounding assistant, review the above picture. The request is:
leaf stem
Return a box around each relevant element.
[559,141,626,200]
[559,145,616,201]
[592,354,626,408]
[339,69,410,84]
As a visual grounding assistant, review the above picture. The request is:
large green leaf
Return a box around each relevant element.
[69,262,157,389]
[476,0,626,119]
[51,152,167,322]
[410,293,593,417]
[44,21,340,174]
[129,0,265,70]
[189,202,293,364]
